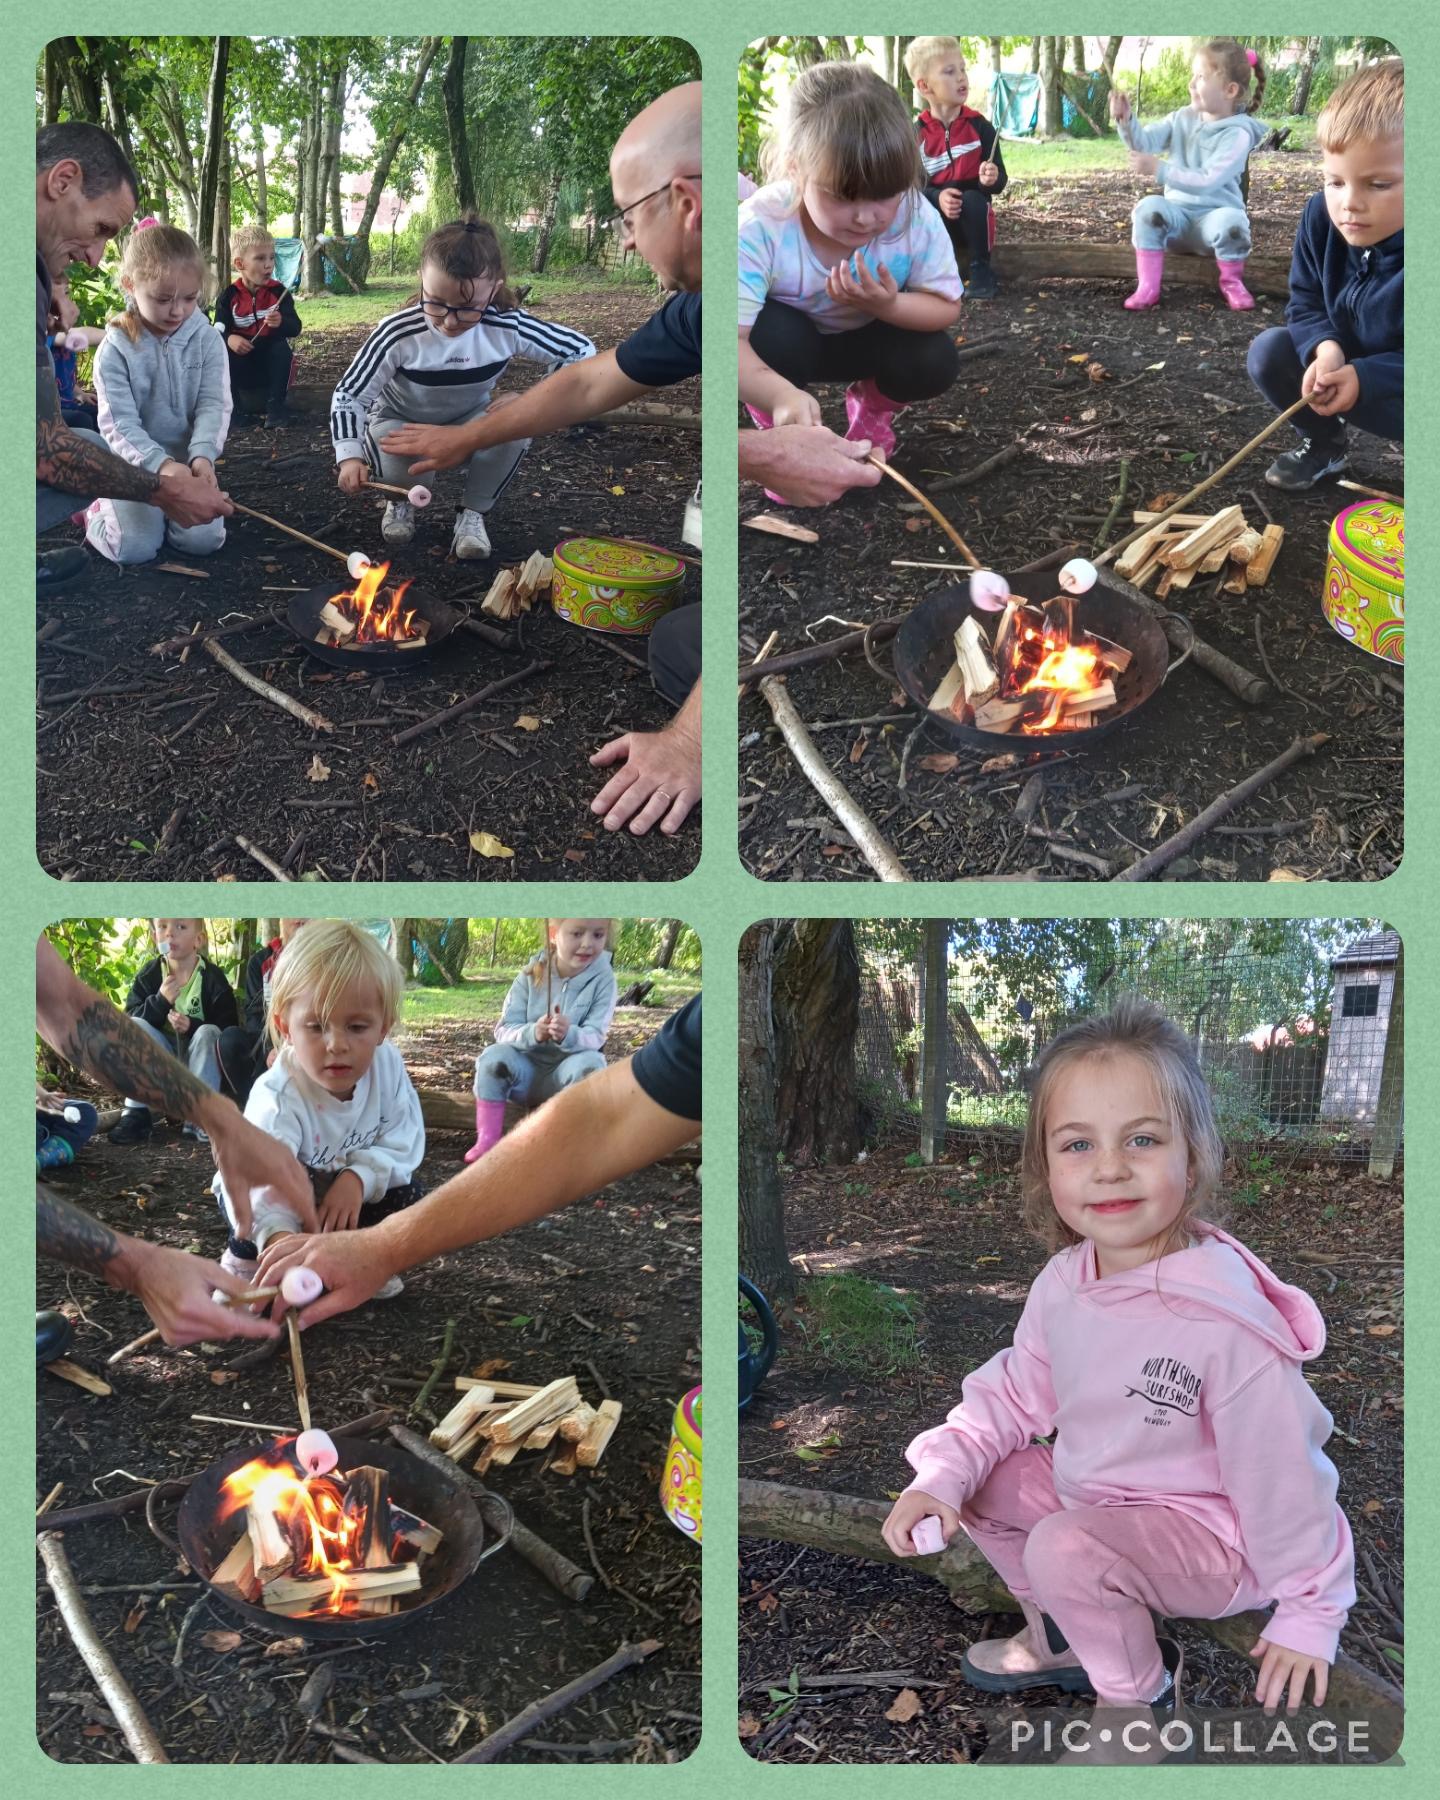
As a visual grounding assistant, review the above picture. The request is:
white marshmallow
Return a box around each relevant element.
[281,1266,324,1306]
[295,1428,338,1477]
[346,551,372,579]
[1058,557,1098,595]
[408,486,432,508]
[969,568,1011,612]
[911,1515,947,1556]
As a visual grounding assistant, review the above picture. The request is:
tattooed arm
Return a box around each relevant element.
[36,938,318,1236]
[37,1185,279,1346]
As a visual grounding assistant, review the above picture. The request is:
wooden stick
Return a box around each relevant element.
[410,1316,457,1420]
[455,1377,544,1398]
[391,659,553,747]
[286,1311,311,1432]
[453,1640,663,1764]
[1097,397,1310,567]
[743,514,820,543]
[357,480,422,500]
[575,1398,623,1468]
[489,1377,581,1444]
[1245,523,1287,588]
[1337,478,1404,506]
[235,834,295,883]
[758,676,910,882]
[190,1414,296,1433]
[1114,735,1331,882]
[229,499,350,566]
[46,1358,111,1396]
[430,1384,499,1452]
[866,458,982,566]
[36,1482,64,1518]
[108,1286,282,1364]
[36,1533,170,1763]
[740,629,781,701]
[203,639,335,734]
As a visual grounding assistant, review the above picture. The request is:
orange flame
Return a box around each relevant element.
[998,616,1108,735]
[327,561,421,644]
[219,1451,395,1615]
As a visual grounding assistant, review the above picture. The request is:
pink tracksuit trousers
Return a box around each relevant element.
[961,1443,1273,1704]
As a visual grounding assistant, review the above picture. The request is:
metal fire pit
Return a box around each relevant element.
[287,584,465,671]
[158,1435,510,1641]
[894,570,1192,753]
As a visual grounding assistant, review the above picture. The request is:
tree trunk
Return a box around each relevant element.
[194,37,232,296]
[739,923,795,1300]
[773,920,860,1167]
[1099,35,1124,78]
[988,241,1290,295]
[988,38,1004,76]
[349,37,440,291]
[392,922,415,980]
[919,919,948,1164]
[253,113,268,230]
[293,93,307,239]
[302,56,326,297]
[318,52,347,242]
[1291,36,1322,116]
[895,37,915,95]
[655,920,683,970]
[442,36,476,214]
[1070,36,1087,73]
[101,72,138,178]
[54,39,103,121]
[530,165,565,274]
[1028,37,1041,74]
[1368,945,1404,1179]
[1038,36,1065,136]
[210,132,231,304]
[43,43,65,126]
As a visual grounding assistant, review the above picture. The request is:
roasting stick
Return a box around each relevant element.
[287,1312,312,1433]
[108,1286,282,1364]
[1337,478,1404,506]
[865,457,982,567]
[739,629,781,701]
[228,500,351,567]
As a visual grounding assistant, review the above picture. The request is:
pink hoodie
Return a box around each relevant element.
[905,1226,1356,1662]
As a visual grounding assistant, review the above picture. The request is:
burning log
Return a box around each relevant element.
[954,615,999,707]
[247,1497,295,1585]
[318,601,357,642]
[391,1504,443,1555]
[263,1564,422,1617]
[211,1533,261,1603]
[343,1464,397,1616]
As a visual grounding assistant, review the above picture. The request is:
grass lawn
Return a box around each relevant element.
[296,266,659,340]
[1002,116,1318,183]
[395,970,700,1032]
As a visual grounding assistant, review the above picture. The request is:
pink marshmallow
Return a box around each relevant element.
[295,1428,338,1477]
[408,486,432,508]
[969,568,1011,613]
[911,1515,947,1556]
[281,1266,324,1306]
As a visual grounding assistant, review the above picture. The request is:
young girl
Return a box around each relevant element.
[109,919,238,1145]
[739,60,963,468]
[465,919,617,1164]
[883,1000,1354,1764]
[212,920,424,1298]
[1112,39,1271,312]
[86,222,232,564]
[331,214,595,559]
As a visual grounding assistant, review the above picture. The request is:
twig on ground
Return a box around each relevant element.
[452,1640,663,1764]
[203,639,335,733]
[392,661,553,747]
[408,1318,456,1420]
[235,834,294,882]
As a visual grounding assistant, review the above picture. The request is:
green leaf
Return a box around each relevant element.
[129,839,150,854]
[1177,451,1198,463]
[792,1446,825,1462]
[506,1314,532,1328]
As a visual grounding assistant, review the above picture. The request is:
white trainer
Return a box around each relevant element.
[382,500,415,544]
[452,508,491,560]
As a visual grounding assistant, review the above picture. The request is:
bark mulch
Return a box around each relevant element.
[39,283,700,884]
[739,149,1402,883]
[738,1134,1403,1763]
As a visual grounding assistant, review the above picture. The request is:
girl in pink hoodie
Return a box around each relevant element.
[883,999,1355,1758]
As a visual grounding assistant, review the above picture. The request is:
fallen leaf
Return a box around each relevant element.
[209,1370,238,1385]
[1087,361,1109,383]
[307,754,331,783]
[562,848,586,863]
[1148,491,1182,509]
[1367,1323,1397,1338]
[199,1630,243,1654]
[1068,352,1089,364]
[738,1714,762,1740]
[770,1417,790,1431]
[979,753,1020,774]
[362,771,379,792]
[610,484,626,496]
[757,1591,779,1614]
[475,1358,512,1378]
[1080,407,1097,422]
[904,516,926,533]
[123,1599,149,1633]
[264,1636,308,1658]
[1146,361,1167,371]
[469,831,515,858]
[1267,868,1306,882]
[916,753,959,774]
[848,737,867,764]
[886,1688,923,1723]
[1362,1498,1384,1515]
[514,714,541,732]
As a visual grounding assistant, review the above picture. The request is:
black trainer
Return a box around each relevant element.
[108,1105,154,1146]
[37,545,89,591]
[1264,434,1349,491]
[264,404,290,429]
[37,1309,74,1365]
[965,261,999,300]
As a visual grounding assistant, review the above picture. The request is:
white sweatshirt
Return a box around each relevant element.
[213,1039,425,1237]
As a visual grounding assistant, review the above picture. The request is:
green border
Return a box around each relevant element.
[8,3,1434,1789]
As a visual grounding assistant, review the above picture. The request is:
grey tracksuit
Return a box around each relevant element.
[473,952,617,1105]
[1120,107,1271,258]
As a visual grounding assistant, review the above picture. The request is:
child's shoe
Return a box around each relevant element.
[108,1104,154,1146]
[962,1599,1095,1695]
[844,378,902,460]
[1264,432,1349,491]
[36,1129,75,1172]
[36,1309,74,1366]
[1124,248,1165,310]
[1217,259,1255,310]
[464,1097,507,1164]
[264,402,290,429]
[1056,1639,1190,1766]
[452,508,492,560]
[965,261,999,300]
[182,1122,211,1145]
[382,500,416,545]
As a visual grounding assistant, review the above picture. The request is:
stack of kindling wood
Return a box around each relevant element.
[1112,505,1285,598]
[429,1375,623,1478]
[928,602,1131,735]
[480,551,554,621]
[214,1463,441,1620]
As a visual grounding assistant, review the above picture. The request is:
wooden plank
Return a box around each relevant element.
[1245,523,1286,587]
[430,1385,499,1452]
[1161,505,1246,570]
[488,1377,581,1444]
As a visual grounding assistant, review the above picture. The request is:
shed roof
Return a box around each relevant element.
[1330,929,1400,970]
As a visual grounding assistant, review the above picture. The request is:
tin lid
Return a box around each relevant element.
[679,1385,702,1442]
[1331,501,1404,596]
[553,536,682,586]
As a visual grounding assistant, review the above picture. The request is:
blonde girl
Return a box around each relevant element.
[466,920,618,1163]
[86,222,232,563]
[1112,39,1271,311]
[882,998,1355,1764]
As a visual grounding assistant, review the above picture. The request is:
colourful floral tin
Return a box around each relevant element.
[660,1386,701,1543]
[1322,500,1404,665]
[550,536,685,635]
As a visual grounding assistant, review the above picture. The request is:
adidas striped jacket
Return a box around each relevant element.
[330,302,596,462]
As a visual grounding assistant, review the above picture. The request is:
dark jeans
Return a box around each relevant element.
[650,603,700,706]
[749,300,959,405]
[936,189,995,269]
[224,1173,426,1259]
[1247,326,1402,446]
[217,1026,268,1107]
[61,400,99,432]
[228,336,293,411]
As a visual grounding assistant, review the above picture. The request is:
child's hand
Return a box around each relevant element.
[1303,345,1359,417]
[1130,151,1159,181]
[318,1171,366,1233]
[227,333,253,356]
[881,1489,962,1557]
[337,460,369,494]
[158,969,185,1002]
[190,457,216,487]
[978,161,1000,190]
[1110,88,1131,123]
[168,1009,191,1034]
[827,253,901,319]
[549,1010,572,1040]
[1248,1638,1330,1716]
[938,188,964,218]
[772,385,823,429]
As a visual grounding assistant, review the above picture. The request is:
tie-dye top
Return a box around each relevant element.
[739,182,963,335]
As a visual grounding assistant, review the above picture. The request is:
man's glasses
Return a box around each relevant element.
[420,290,492,325]
[604,174,703,241]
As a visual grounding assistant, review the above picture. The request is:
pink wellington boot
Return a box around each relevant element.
[1124,248,1165,310]
[744,403,796,505]
[1217,259,1255,311]
[844,378,902,459]
[463,1098,506,1165]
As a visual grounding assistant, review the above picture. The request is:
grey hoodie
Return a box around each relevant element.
[93,306,232,473]
[1120,106,1271,215]
[494,951,617,1064]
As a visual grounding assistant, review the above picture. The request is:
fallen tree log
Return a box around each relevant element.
[739,1479,1403,1757]
[990,243,1290,297]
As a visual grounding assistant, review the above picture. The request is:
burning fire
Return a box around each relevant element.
[328,560,421,644]
[1012,621,1106,733]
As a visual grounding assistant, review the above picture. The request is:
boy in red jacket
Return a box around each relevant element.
[214,224,302,429]
[906,36,1007,299]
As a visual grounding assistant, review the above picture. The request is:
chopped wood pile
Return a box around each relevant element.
[927,602,1132,736]
[1113,505,1285,597]
[481,551,555,621]
[430,1375,623,1478]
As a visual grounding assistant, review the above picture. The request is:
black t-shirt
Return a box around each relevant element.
[614,291,701,388]
[632,993,701,1122]
[37,253,60,424]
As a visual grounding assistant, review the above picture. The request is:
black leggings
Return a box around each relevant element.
[227,336,293,409]
[749,300,959,406]
[937,189,995,268]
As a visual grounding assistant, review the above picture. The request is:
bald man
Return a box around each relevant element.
[386,83,703,840]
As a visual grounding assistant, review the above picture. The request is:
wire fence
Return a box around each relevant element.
[857,926,1402,1165]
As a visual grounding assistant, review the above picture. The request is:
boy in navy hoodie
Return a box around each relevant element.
[1248,59,1403,491]
[906,37,1007,300]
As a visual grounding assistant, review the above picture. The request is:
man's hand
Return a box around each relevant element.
[156,465,232,530]
[1130,150,1159,181]
[318,1170,366,1234]
[337,459,369,494]
[120,1239,281,1346]
[204,1110,318,1242]
[740,425,883,507]
[978,161,1001,190]
[227,333,253,356]
[257,1229,397,1329]
[1248,1638,1330,1716]
[826,253,901,318]
[383,421,479,476]
[939,188,964,218]
[881,1489,962,1558]
[590,700,701,836]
